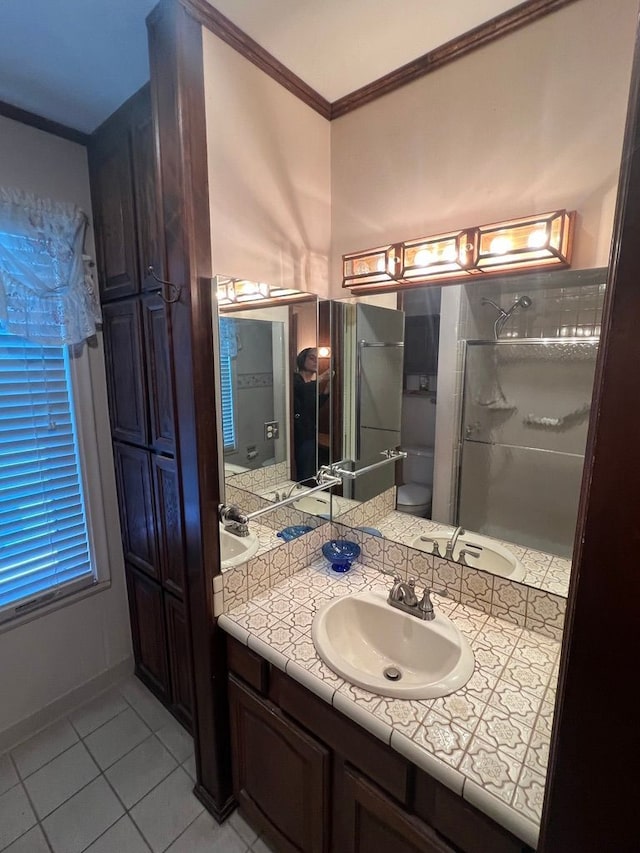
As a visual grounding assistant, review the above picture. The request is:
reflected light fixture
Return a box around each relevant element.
[342,209,575,290]
[216,277,313,307]
[318,346,331,358]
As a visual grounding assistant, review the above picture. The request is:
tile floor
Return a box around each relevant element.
[0,677,276,853]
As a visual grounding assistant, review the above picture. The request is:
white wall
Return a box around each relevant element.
[203,30,332,295]
[0,116,132,740]
[330,0,638,296]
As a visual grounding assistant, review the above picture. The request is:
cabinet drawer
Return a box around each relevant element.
[227,636,269,695]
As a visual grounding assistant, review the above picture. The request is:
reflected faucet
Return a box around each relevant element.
[444,527,465,561]
[219,504,249,537]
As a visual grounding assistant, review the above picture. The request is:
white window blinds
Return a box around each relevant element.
[0,325,94,621]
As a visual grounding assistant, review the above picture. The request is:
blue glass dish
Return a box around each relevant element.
[321,539,361,573]
[277,525,313,542]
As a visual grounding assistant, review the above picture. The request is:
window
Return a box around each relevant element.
[0,325,96,623]
[219,317,237,451]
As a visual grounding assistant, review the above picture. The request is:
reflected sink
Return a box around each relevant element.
[312,591,474,699]
[260,484,339,517]
[412,532,525,582]
[219,525,259,570]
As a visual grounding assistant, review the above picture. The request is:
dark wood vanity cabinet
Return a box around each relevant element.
[229,675,329,853]
[226,636,533,853]
[90,84,193,731]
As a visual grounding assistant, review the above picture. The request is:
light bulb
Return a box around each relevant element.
[413,248,434,267]
[527,229,547,249]
[376,257,386,272]
[489,235,512,255]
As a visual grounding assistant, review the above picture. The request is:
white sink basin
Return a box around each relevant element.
[219,525,259,570]
[412,532,525,582]
[260,484,336,517]
[312,591,474,699]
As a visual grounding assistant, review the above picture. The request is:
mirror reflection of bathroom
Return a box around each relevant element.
[396,286,441,522]
[333,267,605,594]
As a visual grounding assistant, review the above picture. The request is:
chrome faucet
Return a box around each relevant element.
[388,576,443,621]
[444,526,465,561]
[219,504,249,537]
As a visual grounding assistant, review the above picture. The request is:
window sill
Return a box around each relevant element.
[0,579,112,636]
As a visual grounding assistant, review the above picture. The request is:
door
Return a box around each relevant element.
[229,676,329,853]
[458,339,598,556]
[353,303,405,501]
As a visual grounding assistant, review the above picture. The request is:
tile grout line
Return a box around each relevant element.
[7,750,54,853]
[1,680,192,853]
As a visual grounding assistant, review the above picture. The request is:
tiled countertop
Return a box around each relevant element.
[219,558,560,849]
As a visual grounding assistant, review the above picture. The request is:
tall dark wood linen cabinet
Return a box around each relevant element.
[88,84,194,731]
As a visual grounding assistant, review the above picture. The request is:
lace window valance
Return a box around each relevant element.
[0,188,100,345]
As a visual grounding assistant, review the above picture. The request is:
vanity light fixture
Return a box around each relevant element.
[342,244,402,286]
[476,209,575,273]
[318,346,331,358]
[342,209,575,290]
[401,229,479,280]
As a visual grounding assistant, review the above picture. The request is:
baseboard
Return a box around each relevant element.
[193,783,236,823]
[0,656,134,755]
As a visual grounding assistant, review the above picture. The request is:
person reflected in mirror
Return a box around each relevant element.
[293,347,331,484]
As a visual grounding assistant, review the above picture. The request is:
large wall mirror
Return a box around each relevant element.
[212,275,333,567]
[330,266,606,600]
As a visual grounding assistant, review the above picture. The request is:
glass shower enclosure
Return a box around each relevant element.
[457,338,598,557]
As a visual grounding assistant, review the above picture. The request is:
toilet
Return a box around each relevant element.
[396,445,434,517]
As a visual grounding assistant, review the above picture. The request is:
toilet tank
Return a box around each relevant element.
[401,445,434,486]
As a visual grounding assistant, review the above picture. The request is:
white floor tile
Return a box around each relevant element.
[1,825,50,853]
[182,752,197,781]
[83,815,151,853]
[156,718,193,763]
[0,784,37,850]
[69,689,128,738]
[166,812,245,853]
[105,735,177,808]
[119,679,175,731]
[24,741,99,818]
[42,776,124,853]
[229,810,258,845]
[11,718,78,779]
[130,766,203,853]
[0,754,18,797]
[84,707,151,770]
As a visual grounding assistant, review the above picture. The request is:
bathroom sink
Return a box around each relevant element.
[311,591,474,699]
[219,525,259,570]
[260,483,338,517]
[412,532,525,581]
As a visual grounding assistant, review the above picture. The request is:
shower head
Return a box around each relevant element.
[504,295,533,318]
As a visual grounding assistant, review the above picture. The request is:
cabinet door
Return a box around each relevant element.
[164,593,193,730]
[126,565,170,701]
[102,300,148,446]
[229,676,329,853]
[152,454,184,597]
[143,295,174,452]
[340,766,456,853]
[92,135,139,301]
[131,86,163,292]
[114,443,158,579]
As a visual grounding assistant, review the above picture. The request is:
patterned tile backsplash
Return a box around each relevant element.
[217,485,566,641]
